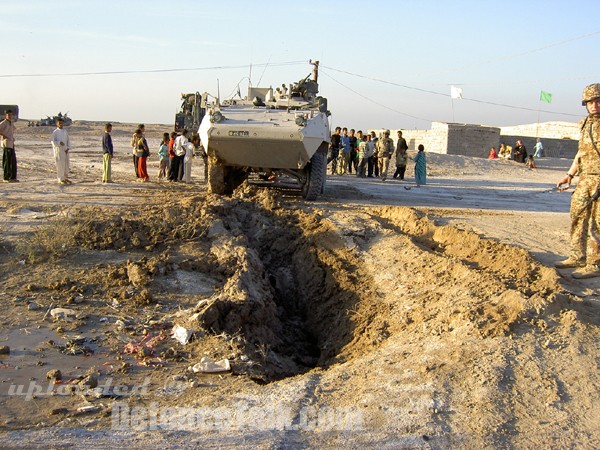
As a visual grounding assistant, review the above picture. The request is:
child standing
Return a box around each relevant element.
[134,128,150,181]
[158,132,170,179]
[414,144,427,187]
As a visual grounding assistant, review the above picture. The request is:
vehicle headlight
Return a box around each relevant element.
[295,115,306,126]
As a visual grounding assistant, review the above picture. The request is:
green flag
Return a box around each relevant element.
[540,90,553,103]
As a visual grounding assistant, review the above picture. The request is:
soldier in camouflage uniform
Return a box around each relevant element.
[555,83,600,279]
[377,129,394,181]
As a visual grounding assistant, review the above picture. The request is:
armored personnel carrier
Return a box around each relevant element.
[199,61,330,200]
[175,92,207,133]
[38,112,72,126]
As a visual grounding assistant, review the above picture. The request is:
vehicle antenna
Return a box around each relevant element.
[217,78,220,106]
[257,54,272,86]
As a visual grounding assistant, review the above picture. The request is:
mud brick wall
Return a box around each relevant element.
[501,121,580,140]
[394,129,429,151]
[431,122,500,157]
[499,135,578,158]
[374,121,579,158]
[500,122,580,158]
[377,123,499,156]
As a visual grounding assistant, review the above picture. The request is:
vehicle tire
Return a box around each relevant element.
[207,157,226,195]
[302,146,327,200]
[224,167,248,194]
[208,158,248,195]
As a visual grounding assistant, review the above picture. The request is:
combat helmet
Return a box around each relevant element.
[383,129,390,135]
[581,83,600,106]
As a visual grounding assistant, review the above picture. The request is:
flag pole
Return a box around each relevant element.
[451,98,455,122]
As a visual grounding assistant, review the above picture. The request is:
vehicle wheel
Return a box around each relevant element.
[302,145,327,200]
[207,157,226,195]
[224,167,248,194]
[208,159,247,195]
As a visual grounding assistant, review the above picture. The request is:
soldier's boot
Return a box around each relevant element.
[554,258,586,269]
[572,265,600,279]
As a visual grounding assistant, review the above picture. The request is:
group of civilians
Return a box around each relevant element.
[488,139,543,170]
[328,127,427,186]
[101,124,207,184]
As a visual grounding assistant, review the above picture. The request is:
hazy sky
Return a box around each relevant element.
[3,0,599,130]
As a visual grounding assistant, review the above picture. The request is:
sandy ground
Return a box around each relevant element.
[0,121,598,449]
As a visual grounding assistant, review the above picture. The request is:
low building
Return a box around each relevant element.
[372,121,579,159]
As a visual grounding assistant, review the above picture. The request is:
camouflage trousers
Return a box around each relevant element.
[336,153,348,175]
[378,156,390,179]
[569,175,600,266]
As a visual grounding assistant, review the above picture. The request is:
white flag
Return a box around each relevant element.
[450,85,463,99]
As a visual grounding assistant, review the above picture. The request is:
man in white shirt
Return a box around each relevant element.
[51,118,71,184]
[169,129,188,181]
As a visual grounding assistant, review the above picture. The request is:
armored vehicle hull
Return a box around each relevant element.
[199,61,330,200]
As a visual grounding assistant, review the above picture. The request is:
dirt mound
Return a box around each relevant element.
[10,189,568,384]
[30,188,563,383]
[374,206,564,337]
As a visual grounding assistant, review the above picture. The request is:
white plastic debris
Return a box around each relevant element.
[50,308,77,321]
[190,357,231,373]
[171,325,192,345]
[76,405,100,413]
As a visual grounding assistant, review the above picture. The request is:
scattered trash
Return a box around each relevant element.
[85,385,128,399]
[190,357,231,374]
[76,405,101,414]
[171,325,192,345]
[27,302,40,311]
[78,374,98,389]
[50,308,77,321]
[46,369,62,380]
[49,337,94,356]
[124,333,164,359]
[41,302,55,321]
